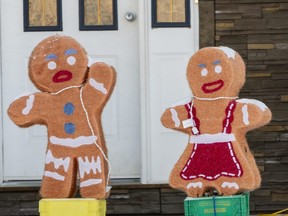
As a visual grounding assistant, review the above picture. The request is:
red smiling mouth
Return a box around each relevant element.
[52,70,72,83]
[202,79,224,93]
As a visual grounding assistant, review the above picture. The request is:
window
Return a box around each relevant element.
[79,0,118,31]
[152,0,190,28]
[23,0,62,31]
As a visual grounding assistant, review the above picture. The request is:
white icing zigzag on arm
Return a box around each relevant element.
[170,108,180,127]
[22,95,35,115]
[242,104,249,125]
[78,156,102,179]
[89,78,108,94]
[237,98,268,112]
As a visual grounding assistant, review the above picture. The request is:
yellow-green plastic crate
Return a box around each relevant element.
[184,193,249,216]
[39,199,106,216]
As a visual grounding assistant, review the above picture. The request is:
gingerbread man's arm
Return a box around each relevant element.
[235,99,272,131]
[161,104,191,134]
[83,62,116,106]
[7,93,47,127]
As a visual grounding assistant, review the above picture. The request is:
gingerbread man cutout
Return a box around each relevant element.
[8,35,116,199]
[161,47,272,197]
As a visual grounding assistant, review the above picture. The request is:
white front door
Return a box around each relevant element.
[141,1,199,183]
[1,0,140,180]
[1,0,199,183]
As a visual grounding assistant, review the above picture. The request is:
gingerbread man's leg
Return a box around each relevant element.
[77,154,108,199]
[40,149,77,198]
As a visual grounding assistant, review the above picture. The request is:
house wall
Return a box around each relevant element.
[200,0,288,213]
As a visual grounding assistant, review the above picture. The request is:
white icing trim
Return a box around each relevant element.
[221,182,239,190]
[45,150,70,172]
[189,133,235,144]
[50,135,97,148]
[44,171,65,181]
[22,95,35,115]
[80,178,103,188]
[14,92,34,101]
[170,108,180,127]
[89,78,108,94]
[242,105,249,125]
[78,156,102,179]
[237,98,268,112]
[187,182,203,189]
[216,47,236,59]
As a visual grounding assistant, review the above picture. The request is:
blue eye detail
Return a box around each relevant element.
[45,53,58,61]
[65,49,78,55]
[213,60,221,65]
[198,63,206,68]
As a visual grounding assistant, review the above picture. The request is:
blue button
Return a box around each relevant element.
[64,123,76,134]
[64,103,74,115]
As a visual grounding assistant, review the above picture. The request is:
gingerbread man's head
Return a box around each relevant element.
[187,47,246,98]
[29,35,88,93]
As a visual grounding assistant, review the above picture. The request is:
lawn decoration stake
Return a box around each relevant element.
[161,47,272,197]
[8,35,116,199]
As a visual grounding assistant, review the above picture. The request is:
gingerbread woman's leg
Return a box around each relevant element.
[217,158,256,195]
[77,154,108,199]
[40,149,77,198]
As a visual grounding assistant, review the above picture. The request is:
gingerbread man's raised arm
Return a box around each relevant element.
[8,92,48,127]
[236,98,272,131]
[161,103,192,134]
[82,62,116,107]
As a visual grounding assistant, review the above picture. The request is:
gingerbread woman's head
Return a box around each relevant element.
[29,35,88,93]
[187,47,246,98]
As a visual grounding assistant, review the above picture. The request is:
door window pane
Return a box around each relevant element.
[157,0,186,23]
[23,0,62,31]
[79,0,118,30]
[152,0,190,28]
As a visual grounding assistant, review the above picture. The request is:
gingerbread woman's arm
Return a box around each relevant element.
[7,93,47,127]
[161,104,191,134]
[83,62,116,106]
[236,99,272,131]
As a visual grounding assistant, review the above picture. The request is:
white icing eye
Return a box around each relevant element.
[48,61,57,70]
[201,68,208,76]
[67,56,76,65]
[215,65,222,73]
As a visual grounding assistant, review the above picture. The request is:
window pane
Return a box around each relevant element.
[84,0,113,26]
[157,0,186,23]
[29,0,58,26]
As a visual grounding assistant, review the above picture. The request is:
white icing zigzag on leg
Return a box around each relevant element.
[45,150,70,172]
[221,182,239,189]
[80,179,103,188]
[78,156,102,179]
[187,182,203,189]
[44,171,65,181]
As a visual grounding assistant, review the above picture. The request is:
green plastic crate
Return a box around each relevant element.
[184,193,249,216]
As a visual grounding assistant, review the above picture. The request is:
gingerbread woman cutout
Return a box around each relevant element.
[161,47,272,197]
[8,35,116,199]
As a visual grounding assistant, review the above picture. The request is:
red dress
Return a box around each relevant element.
[180,100,243,181]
